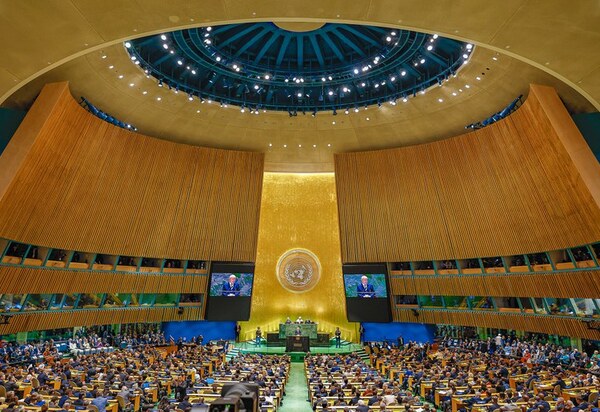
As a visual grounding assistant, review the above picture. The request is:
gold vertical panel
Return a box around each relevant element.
[244,173,356,342]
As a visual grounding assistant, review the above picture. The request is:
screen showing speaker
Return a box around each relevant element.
[205,262,255,321]
[343,264,391,322]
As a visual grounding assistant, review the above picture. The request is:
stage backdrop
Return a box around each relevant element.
[243,173,356,342]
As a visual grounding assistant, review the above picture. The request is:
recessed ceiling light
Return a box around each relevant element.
[160,34,167,40]
[283,144,287,148]
[476,76,481,80]
[427,45,433,51]
[313,144,316,148]
[452,92,457,96]
[129,83,134,87]
[401,70,406,76]
[142,91,147,95]
[366,117,370,121]
[492,57,498,61]
[196,110,200,113]
[101,55,107,59]
[438,98,444,102]
[433,34,439,39]
[163,44,168,49]
[298,144,302,147]
[156,97,161,101]
[269,143,272,147]
[465,84,470,88]
[118,75,124,79]
[124,42,131,48]
[327,143,331,147]
[402,97,408,102]
[332,121,336,125]
[108,65,114,69]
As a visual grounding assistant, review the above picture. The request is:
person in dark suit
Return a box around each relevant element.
[357,275,376,298]
[222,274,241,296]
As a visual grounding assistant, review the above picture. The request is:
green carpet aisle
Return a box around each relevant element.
[279,362,313,412]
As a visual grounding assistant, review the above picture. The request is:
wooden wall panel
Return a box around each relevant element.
[389,270,600,298]
[393,308,600,340]
[0,307,204,335]
[0,82,264,261]
[0,266,208,294]
[335,85,600,262]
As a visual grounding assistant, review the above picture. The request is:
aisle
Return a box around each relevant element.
[279,362,312,412]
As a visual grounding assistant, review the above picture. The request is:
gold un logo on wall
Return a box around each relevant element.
[276,249,321,293]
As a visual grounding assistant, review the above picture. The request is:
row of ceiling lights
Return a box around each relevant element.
[106,40,496,121]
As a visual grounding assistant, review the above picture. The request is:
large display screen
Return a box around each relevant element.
[344,274,388,298]
[209,273,254,297]
[205,263,255,321]
[343,264,391,323]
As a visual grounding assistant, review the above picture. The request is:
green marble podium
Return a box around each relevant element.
[279,323,317,339]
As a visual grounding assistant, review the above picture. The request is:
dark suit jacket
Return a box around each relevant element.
[357,283,376,297]
[222,281,241,296]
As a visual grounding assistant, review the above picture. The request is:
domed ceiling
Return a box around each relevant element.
[127,23,471,113]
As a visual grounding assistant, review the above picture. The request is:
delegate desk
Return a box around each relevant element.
[286,336,309,352]
[279,323,317,339]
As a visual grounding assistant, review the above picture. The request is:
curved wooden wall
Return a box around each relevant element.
[0,306,204,335]
[0,82,264,261]
[390,270,600,299]
[393,308,600,340]
[0,266,207,294]
[335,85,600,262]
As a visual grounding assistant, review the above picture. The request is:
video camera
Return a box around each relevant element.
[208,383,259,412]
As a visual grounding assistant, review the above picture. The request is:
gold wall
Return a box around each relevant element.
[243,173,356,342]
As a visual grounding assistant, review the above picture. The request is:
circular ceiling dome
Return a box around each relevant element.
[127,23,473,113]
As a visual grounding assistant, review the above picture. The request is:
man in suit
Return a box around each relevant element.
[357,275,376,298]
[222,274,241,296]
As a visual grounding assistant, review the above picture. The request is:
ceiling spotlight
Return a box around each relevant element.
[438,98,444,102]
[295,79,301,83]
[466,44,473,50]
[109,65,114,69]
[129,83,134,87]
[300,78,304,83]
[420,58,425,64]
[342,87,349,93]
[353,68,359,74]
[216,56,222,62]
[284,144,287,148]
[328,75,332,80]
[264,74,270,80]
[142,91,147,95]
[156,97,162,101]
[366,117,370,121]
[240,107,245,113]
[433,34,439,39]
[401,70,406,76]
[321,77,326,82]
[344,109,349,115]
[465,84,470,88]
[297,92,302,97]
[206,26,212,31]
[207,99,212,104]
[374,83,379,88]
[232,64,238,69]
[188,94,194,101]
[163,44,168,49]
[254,85,260,90]
[177,60,183,65]
[101,55,107,59]
[420,89,426,94]
[124,42,131,48]
[118,74,124,79]
[327,143,331,147]
[328,90,334,96]
[204,39,212,44]
[313,144,316,148]
[170,50,175,54]
[452,92,457,96]
[391,76,396,82]
[361,82,366,87]
[285,79,289,83]
[386,36,392,42]
[235,67,240,72]
[362,66,369,72]
[463,54,469,59]
[390,100,396,105]
[160,34,167,40]
[158,79,163,87]
[269,143,272,147]
[354,107,359,113]
[476,76,481,80]
[311,110,317,117]
[191,70,196,75]
[402,97,408,102]
[332,121,336,125]
[427,45,433,51]
[391,31,397,36]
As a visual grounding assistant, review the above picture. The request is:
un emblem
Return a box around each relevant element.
[276,249,321,293]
